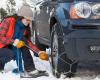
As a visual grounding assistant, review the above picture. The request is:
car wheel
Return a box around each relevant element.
[51,23,77,78]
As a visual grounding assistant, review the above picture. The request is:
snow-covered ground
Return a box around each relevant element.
[1,50,100,80]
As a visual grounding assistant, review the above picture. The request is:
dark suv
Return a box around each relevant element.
[33,0,100,78]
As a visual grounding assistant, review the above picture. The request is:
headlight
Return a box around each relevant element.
[74,2,91,18]
[92,4,100,16]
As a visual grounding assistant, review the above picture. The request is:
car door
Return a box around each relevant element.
[34,0,52,45]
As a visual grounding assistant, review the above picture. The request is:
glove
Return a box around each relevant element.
[16,41,25,48]
[38,51,49,61]
[13,39,25,48]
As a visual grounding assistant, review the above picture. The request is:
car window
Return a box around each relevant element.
[58,0,99,2]
[75,0,99,2]
[58,0,73,2]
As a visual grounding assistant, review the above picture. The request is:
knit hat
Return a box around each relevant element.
[17,3,33,20]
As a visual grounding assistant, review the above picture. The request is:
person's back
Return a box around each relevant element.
[0,15,18,71]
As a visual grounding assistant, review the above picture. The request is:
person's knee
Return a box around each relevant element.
[0,48,14,63]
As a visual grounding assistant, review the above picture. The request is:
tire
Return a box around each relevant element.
[51,23,77,78]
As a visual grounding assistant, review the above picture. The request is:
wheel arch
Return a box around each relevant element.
[50,17,57,33]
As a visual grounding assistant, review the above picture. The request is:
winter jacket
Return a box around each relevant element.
[13,19,25,40]
[0,16,40,52]
[0,17,15,48]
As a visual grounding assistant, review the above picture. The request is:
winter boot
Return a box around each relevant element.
[0,61,4,71]
[20,70,49,78]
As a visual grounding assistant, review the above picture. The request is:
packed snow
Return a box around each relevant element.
[1,50,100,80]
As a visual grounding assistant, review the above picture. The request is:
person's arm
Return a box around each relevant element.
[28,40,40,53]
[0,19,14,45]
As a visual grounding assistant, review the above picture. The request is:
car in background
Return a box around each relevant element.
[33,0,100,78]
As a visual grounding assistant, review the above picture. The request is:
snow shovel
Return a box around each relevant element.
[24,44,38,53]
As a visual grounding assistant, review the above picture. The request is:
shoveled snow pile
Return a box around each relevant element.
[0,50,100,80]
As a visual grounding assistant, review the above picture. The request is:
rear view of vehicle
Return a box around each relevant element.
[50,0,100,78]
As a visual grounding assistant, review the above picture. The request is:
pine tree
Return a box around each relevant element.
[6,0,16,15]
[0,8,7,20]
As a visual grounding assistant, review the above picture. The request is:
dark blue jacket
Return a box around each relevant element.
[13,19,25,40]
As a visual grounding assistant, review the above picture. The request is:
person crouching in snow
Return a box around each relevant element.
[0,3,49,77]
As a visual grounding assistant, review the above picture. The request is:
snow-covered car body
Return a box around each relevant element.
[33,0,51,46]
[33,0,100,77]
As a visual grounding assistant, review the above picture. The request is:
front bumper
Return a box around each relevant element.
[63,19,100,62]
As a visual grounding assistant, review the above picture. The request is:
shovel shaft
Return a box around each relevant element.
[24,44,38,53]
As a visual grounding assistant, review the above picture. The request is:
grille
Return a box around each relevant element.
[72,25,98,30]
